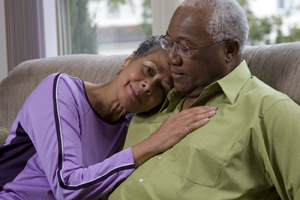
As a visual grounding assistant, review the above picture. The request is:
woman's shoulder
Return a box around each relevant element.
[45,73,81,83]
[42,73,83,90]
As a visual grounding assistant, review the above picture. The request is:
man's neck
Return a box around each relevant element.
[182,97,198,110]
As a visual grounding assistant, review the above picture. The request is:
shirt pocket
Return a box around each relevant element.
[172,134,234,188]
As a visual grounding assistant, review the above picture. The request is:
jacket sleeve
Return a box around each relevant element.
[21,74,135,200]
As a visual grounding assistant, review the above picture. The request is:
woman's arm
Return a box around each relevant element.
[21,74,134,199]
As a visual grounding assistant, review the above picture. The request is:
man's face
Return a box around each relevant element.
[166,6,232,98]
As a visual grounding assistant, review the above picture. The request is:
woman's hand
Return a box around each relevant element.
[132,106,217,167]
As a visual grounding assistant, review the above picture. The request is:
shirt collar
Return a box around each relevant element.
[216,60,251,104]
[159,60,251,112]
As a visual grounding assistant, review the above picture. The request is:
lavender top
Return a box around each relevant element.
[0,73,135,200]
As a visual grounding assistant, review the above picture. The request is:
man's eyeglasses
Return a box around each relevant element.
[159,35,232,58]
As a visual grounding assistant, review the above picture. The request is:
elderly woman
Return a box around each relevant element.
[0,36,216,199]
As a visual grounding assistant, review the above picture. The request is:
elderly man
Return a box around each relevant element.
[109,0,300,199]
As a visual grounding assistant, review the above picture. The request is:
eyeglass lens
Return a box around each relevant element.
[161,37,190,57]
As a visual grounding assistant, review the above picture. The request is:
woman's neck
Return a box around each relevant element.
[84,79,128,123]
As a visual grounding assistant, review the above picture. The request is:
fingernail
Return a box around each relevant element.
[204,118,209,123]
[209,110,216,115]
[210,106,217,110]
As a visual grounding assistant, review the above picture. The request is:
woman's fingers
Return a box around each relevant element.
[187,117,210,132]
[153,106,217,150]
[185,108,217,131]
[132,106,217,167]
[168,106,217,128]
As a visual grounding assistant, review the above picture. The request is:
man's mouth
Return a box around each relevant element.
[172,72,184,79]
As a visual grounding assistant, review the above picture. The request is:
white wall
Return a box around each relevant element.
[0,0,8,83]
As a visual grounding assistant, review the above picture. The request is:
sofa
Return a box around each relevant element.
[1,42,300,146]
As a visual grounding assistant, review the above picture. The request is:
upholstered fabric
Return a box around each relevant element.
[242,42,300,105]
[0,42,300,131]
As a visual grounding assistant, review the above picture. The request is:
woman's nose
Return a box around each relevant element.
[142,79,154,95]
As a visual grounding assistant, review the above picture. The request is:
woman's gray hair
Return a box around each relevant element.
[181,0,249,53]
[116,35,164,75]
[132,35,165,61]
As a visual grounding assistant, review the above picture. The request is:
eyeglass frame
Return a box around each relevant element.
[159,35,234,57]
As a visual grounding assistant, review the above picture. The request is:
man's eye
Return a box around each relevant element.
[179,45,189,52]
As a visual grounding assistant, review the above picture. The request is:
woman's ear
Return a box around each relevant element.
[119,51,136,71]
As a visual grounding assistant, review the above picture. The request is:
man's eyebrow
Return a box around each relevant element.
[166,31,194,45]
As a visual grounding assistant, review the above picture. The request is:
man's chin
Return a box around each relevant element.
[174,83,189,94]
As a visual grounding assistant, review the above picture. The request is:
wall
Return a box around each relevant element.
[0,0,8,83]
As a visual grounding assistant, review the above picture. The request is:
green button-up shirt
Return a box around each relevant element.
[109,61,300,200]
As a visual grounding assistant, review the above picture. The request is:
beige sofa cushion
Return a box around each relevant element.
[1,42,300,131]
[242,42,300,105]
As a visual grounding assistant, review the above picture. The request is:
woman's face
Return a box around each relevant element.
[117,50,173,113]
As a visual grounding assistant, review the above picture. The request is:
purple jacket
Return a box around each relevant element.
[0,73,135,199]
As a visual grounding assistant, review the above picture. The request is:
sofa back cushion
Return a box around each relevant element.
[242,42,300,105]
[1,42,300,130]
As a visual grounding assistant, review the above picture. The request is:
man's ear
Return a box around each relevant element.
[119,51,136,71]
[225,39,240,64]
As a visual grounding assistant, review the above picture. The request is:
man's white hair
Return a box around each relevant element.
[180,0,249,53]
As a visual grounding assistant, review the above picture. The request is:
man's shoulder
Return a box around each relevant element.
[243,76,296,111]
[246,76,290,99]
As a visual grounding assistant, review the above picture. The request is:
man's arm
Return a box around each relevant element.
[259,98,300,200]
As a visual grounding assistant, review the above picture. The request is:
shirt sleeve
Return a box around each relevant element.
[21,74,135,200]
[258,98,300,200]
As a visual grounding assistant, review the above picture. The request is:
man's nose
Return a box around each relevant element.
[167,45,182,67]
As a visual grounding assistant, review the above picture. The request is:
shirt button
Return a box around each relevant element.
[158,156,162,159]
[139,178,144,183]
